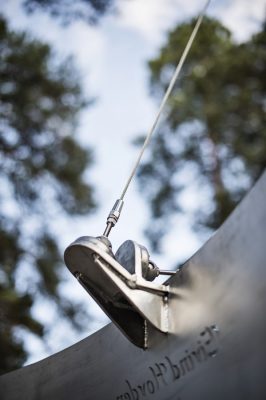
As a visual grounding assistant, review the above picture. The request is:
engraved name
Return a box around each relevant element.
[116,325,219,400]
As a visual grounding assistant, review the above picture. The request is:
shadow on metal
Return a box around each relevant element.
[64,236,169,348]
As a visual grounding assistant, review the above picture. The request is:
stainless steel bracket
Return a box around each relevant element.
[64,236,170,348]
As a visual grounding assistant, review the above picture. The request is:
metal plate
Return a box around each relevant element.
[1,171,266,400]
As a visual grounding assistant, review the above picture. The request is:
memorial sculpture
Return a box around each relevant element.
[1,167,265,400]
[1,1,265,398]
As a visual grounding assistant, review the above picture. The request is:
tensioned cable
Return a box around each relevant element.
[120,0,211,200]
[103,0,211,237]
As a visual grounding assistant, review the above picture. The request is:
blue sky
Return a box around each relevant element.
[2,0,265,364]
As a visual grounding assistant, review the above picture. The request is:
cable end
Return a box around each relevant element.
[103,199,124,237]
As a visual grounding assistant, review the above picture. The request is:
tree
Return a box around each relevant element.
[137,17,266,251]
[0,15,95,373]
[23,0,116,25]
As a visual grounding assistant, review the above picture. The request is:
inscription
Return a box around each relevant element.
[116,325,219,400]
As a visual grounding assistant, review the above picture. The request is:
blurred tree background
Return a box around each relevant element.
[0,0,119,375]
[137,17,266,251]
[23,0,115,25]
[1,2,265,377]
[0,15,97,374]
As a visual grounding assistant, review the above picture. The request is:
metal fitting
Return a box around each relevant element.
[103,199,124,237]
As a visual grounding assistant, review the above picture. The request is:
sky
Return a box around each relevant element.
[1,0,266,364]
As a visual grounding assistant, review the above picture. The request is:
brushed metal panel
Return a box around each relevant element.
[0,171,265,400]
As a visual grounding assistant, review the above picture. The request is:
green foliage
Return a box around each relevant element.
[23,0,115,25]
[137,17,266,250]
[0,15,95,373]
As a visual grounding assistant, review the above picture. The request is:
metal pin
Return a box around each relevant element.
[158,270,176,276]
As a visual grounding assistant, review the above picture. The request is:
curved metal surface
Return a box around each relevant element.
[1,171,266,400]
